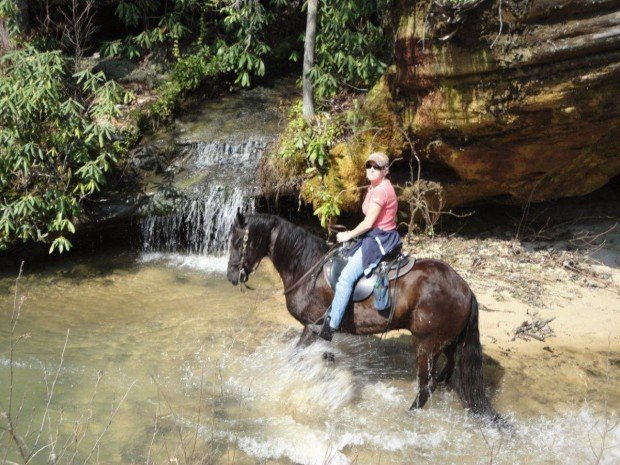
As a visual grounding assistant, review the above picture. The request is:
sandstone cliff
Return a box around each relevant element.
[333,0,620,210]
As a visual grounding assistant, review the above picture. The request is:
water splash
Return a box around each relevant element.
[181,333,620,465]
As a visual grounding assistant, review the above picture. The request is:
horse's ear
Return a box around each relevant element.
[235,210,245,226]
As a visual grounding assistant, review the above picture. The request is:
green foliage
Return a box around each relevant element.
[149,46,223,126]
[0,46,132,253]
[101,0,192,60]
[0,0,20,37]
[278,102,345,173]
[313,189,342,229]
[217,1,276,87]
[275,100,364,228]
[309,0,391,100]
[101,0,288,89]
[172,47,222,90]
[96,0,391,124]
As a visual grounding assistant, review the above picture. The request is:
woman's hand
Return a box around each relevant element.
[336,231,353,243]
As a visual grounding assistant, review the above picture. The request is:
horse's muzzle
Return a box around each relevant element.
[226,268,239,285]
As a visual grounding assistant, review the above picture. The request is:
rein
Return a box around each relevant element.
[282,243,341,296]
[233,224,340,295]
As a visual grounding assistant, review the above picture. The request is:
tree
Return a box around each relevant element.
[0,47,131,253]
[60,0,98,71]
[0,18,9,53]
[302,0,317,121]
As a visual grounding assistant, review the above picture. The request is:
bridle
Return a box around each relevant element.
[231,227,257,291]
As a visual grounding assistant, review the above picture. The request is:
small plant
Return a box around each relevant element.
[313,189,342,229]
[400,178,445,240]
[278,101,346,173]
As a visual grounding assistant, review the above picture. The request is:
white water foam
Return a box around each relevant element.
[188,137,268,169]
[141,183,253,255]
[182,333,620,465]
[138,252,228,273]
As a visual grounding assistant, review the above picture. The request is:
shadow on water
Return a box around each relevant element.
[0,246,142,286]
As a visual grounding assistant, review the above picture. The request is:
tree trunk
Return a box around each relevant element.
[302,0,318,121]
[0,19,10,55]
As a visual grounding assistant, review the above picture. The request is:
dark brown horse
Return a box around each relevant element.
[227,212,498,419]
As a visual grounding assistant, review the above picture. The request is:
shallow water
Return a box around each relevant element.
[0,252,618,465]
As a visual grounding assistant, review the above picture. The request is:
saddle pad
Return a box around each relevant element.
[323,255,415,302]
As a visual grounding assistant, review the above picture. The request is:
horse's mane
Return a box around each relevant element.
[247,214,329,273]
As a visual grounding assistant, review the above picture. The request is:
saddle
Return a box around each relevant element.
[323,245,415,302]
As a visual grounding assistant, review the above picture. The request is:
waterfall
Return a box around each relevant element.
[140,135,270,260]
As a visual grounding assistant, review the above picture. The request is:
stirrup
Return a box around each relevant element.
[309,316,334,341]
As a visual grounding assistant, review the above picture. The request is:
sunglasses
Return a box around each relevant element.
[365,161,385,170]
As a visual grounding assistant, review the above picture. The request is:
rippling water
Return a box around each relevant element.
[0,253,618,465]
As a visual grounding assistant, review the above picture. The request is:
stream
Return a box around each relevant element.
[1,81,618,465]
[0,253,617,465]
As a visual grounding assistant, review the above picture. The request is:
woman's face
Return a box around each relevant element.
[365,162,387,184]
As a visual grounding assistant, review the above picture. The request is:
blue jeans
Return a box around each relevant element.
[327,247,365,330]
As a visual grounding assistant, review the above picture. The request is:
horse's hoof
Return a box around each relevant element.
[322,351,335,363]
[409,398,425,410]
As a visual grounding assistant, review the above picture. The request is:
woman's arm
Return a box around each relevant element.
[336,203,382,242]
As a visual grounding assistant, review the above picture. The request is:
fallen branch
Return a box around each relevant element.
[512,316,555,342]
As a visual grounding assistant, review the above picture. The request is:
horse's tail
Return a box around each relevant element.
[456,293,500,421]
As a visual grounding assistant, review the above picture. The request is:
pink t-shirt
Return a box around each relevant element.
[362,179,398,231]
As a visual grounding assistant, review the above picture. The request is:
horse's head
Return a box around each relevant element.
[226,212,270,286]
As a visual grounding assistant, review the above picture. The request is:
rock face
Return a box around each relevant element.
[366,0,620,208]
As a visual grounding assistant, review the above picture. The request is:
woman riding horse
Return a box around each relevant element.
[226,170,500,420]
[308,151,401,341]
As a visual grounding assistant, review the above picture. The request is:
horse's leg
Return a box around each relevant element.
[436,343,457,386]
[296,326,316,348]
[410,341,439,410]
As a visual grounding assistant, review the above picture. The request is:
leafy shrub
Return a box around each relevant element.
[309,0,392,100]
[274,100,366,228]
[278,101,346,173]
[313,189,342,229]
[101,0,189,60]
[0,46,132,253]
[101,0,289,89]
[0,0,20,37]
[149,46,223,126]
